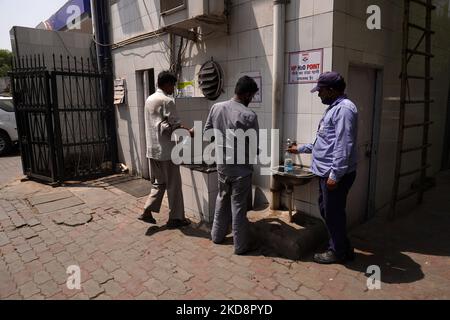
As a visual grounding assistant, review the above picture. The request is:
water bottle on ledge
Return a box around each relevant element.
[284,139,294,173]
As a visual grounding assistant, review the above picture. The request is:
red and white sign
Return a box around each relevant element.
[288,49,323,84]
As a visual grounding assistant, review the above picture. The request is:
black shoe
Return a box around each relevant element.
[138,212,156,224]
[166,218,191,229]
[313,249,346,264]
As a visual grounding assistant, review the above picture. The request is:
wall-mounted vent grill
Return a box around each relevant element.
[198,59,224,101]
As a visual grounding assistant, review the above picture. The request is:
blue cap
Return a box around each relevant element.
[310,71,346,93]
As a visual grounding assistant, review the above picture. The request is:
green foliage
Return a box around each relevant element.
[0,49,13,77]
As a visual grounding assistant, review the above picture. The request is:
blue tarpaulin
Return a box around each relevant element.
[43,0,91,31]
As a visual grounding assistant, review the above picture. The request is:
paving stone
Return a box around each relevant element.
[0,232,10,246]
[21,250,38,263]
[34,270,52,285]
[225,289,258,300]
[11,218,27,228]
[273,272,301,291]
[7,259,25,273]
[112,269,131,284]
[28,236,43,246]
[143,278,169,296]
[12,270,33,286]
[91,269,114,284]
[3,251,20,263]
[172,267,194,282]
[102,280,124,298]
[135,291,158,300]
[19,281,40,298]
[20,227,37,240]
[297,285,328,300]
[27,191,74,206]
[205,278,233,294]
[40,280,60,297]
[27,218,41,227]
[15,243,32,254]
[101,259,120,273]
[123,278,146,296]
[26,263,46,278]
[32,242,48,254]
[35,197,84,214]
[83,279,105,299]
[166,278,189,295]
[44,260,65,275]
[0,279,16,298]
[228,275,257,291]
[273,285,307,300]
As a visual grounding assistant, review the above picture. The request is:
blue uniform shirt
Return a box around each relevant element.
[298,95,358,182]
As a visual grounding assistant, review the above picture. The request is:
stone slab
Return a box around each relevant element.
[35,196,85,214]
[28,191,74,206]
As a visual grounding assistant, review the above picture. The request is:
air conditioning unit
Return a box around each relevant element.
[158,0,228,38]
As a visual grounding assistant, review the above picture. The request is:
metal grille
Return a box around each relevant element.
[198,59,224,101]
[10,54,117,183]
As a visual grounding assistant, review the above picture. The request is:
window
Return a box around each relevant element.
[137,69,155,105]
[160,0,185,15]
[0,100,14,112]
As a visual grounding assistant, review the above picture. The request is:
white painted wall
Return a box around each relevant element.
[329,0,450,222]
[111,0,450,221]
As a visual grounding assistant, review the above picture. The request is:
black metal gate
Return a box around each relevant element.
[10,54,117,183]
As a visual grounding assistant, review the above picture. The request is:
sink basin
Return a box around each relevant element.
[271,165,315,222]
[271,165,315,188]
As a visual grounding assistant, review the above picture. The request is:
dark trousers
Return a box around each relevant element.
[318,171,356,258]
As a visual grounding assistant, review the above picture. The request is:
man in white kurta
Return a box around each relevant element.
[140,71,191,229]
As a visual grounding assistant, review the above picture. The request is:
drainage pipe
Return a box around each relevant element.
[270,0,287,209]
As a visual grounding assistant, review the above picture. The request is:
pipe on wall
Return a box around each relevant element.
[91,0,118,170]
[270,0,287,209]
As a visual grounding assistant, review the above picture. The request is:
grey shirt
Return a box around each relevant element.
[204,99,259,177]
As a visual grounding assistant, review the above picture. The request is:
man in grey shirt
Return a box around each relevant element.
[204,76,259,255]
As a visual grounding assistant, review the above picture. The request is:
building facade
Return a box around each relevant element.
[110,0,450,225]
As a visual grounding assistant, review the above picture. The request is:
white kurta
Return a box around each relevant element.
[144,89,181,161]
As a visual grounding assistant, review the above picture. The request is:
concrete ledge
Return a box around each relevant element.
[185,208,328,260]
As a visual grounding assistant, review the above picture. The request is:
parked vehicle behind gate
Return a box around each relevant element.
[0,96,18,155]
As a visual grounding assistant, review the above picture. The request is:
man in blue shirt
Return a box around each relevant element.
[288,71,358,264]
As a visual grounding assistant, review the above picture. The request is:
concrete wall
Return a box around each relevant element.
[111,0,333,189]
[111,0,450,221]
[329,0,450,219]
[10,26,94,64]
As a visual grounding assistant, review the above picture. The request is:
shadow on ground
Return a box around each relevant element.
[142,171,450,286]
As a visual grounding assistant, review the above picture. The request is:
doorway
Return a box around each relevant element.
[137,69,156,179]
[346,65,381,226]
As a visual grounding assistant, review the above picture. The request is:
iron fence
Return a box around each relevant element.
[10,54,117,183]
